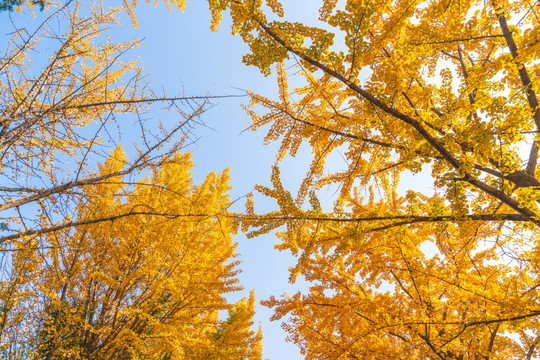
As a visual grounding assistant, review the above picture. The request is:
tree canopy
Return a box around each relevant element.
[5,150,261,359]
[193,0,539,358]
[3,0,540,358]
[0,1,261,358]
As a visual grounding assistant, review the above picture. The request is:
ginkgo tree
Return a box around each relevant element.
[159,0,540,358]
[1,149,262,359]
[0,1,262,359]
[0,0,218,242]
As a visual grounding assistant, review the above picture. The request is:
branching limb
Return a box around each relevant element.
[254,19,538,219]
[494,2,540,176]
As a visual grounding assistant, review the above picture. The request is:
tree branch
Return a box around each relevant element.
[410,34,504,45]
[526,335,540,360]
[495,2,540,175]
[239,213,529,224]
[0,210,220,245]
[254,19,538,220]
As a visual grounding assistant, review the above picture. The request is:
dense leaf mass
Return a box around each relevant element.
[0,1,262,359]
[189,0,540,358]
[30,151,261,359]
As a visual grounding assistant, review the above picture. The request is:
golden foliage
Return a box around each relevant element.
[1,151,262,359]
[0,1,262,358]
[192,0,540,358]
